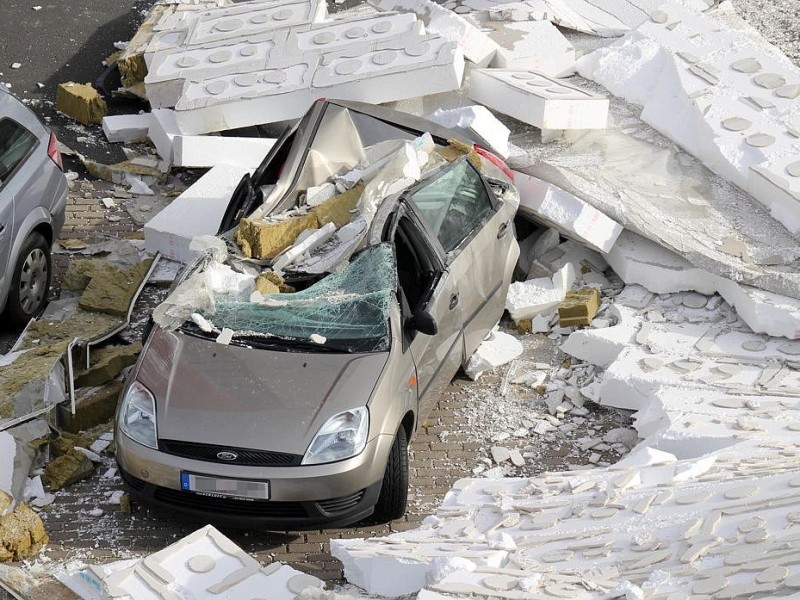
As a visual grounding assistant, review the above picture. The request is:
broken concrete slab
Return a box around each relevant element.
[144,163,250,263]
[469,68,609,133]
[0,504,48,562]
[514,171,622,254]
[42,449,94,492]
[236,212,320,260]
[55,82,107,126]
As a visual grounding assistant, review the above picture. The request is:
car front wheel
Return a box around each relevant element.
[5,232,51,328]
[372,426,409,523]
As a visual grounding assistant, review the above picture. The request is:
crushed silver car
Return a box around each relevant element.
[115,100,520,528]
[0,85,67,327]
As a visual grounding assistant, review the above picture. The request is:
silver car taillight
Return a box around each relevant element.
[47,132,63,171]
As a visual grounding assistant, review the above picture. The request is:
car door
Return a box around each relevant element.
[0,117,38,298]
[408,157,513,359]
[390,208,464,420]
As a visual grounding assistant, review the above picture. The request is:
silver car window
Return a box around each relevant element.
[0,118,36,185]
[199,243,396,351]
[410,160,493,253]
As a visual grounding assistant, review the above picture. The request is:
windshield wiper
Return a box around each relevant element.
[231,335,352,353]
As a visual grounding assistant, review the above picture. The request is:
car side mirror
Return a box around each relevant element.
[411,309,438,336]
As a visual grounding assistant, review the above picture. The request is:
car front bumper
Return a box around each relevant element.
[115,431,394,529]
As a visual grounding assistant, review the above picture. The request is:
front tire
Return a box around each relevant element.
[5,232,51,328]
[372,426,409,523]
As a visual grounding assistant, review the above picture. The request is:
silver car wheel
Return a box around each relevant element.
[18,247,48,313]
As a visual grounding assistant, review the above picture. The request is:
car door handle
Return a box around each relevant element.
[497,222,509,239]
[449,294,459,310]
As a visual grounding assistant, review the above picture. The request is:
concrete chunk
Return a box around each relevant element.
[74,343,141,388]
[57,381,124,434]
[77,260,154,317]
[55,82,107,126]
[42,449,94,491]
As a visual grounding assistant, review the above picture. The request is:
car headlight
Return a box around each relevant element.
[302,407,369,465]
[118,381,158,449]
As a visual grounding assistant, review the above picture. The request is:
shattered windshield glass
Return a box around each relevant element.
[194,243,396,353]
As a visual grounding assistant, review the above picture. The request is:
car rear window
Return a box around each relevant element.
[0,118,36,185]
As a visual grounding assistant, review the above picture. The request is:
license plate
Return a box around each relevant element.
[180,472,269,501]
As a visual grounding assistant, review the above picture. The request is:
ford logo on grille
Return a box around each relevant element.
[216,451,238,461]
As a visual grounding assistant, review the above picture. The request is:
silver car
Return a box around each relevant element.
[115,100,519,528]
[0,86,67,327]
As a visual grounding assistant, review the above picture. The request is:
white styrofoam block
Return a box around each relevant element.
[144,163,250,263]
[561,304,639,367]
[428,105,510,158]
[145,37,278,109]
[488,20,575,77]
[513,171,622,254]
[174,35,464,134]
[482,0,633,36]
[577,1,800,236]
[0,432,16,500]
[505,262,575,321]
[464,329,524,380]
[148,0,328,54]
[173,135,276,168]
[468,68,608,131]
[606,229,716,295]
[147,108,181,163]
[102,113,152,143]
[370,0,499,66]
[63,525,324,599]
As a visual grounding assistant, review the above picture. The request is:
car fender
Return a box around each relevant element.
[0,206,53,313]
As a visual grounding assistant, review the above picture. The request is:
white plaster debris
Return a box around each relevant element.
[61,525,323,599]
[577,1,800,235]
[468,68,609,133]
[514,171,622,254]
[144,163,250,263]
[464,328,524,380]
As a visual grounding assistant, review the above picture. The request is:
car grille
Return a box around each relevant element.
[154,487,308,518]
[316,490,366,515]
[159,439,302,467]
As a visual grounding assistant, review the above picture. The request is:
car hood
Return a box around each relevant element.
[136,328,388,455]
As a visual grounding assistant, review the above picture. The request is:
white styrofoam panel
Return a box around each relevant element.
[173,135,276,168]
[469,68,608,130]
[514,171,622,253]
[102,113,152,143]
[370,0,499,66]
[144,163,249,263]
[488,20,576,77]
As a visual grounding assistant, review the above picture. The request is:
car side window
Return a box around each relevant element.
[0,118,36,185]
[411,159,493,254]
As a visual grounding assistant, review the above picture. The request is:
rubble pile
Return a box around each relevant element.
[1,0,799,595]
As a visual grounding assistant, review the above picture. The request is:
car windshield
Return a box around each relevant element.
[184,243,396,353]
